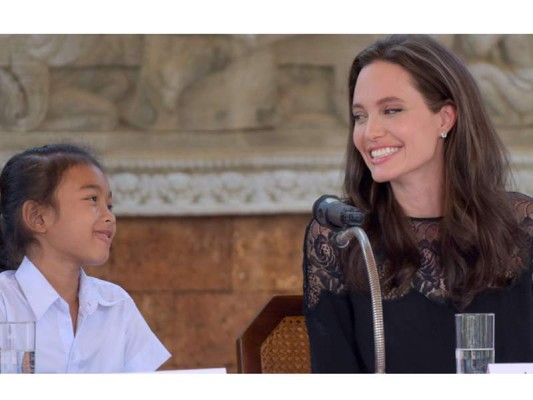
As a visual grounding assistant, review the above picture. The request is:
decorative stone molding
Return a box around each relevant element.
[1,145,532,216]
[102,150,533,217]
[106,155,344,216]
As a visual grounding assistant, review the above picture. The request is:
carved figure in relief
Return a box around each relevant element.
[121,34,279,131]
[456,34,533,126]
[0,34,280,132]
[0,35,139,132]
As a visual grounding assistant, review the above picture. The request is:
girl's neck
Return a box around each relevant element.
[26,246,82,335]
[25,249,81,305]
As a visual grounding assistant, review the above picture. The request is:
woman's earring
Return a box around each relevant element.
[440,131,448,139]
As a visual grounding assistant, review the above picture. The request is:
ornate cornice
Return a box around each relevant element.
[105,150,533,216]
[106,154,344,216]
[1,143,532,217]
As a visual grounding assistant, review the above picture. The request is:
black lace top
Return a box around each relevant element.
[303,192,533,373]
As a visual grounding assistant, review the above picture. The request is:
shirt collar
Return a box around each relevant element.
[78,269,123,315]
[15,257,122,320]
[15,257,62,321]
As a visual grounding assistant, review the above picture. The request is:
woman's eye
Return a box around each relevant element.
[88,196,98,202]
[353,114,366,124]
[107,204,114,212]
[385,108,402,115]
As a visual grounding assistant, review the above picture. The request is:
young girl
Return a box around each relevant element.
[0,143,170,373]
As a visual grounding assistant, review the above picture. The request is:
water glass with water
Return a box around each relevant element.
[455,313,494,374]
[0,321,35,374]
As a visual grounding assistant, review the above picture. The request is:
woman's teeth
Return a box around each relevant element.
[371,147,399,159]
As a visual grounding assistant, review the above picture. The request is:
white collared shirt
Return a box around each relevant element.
[0,257,170,373]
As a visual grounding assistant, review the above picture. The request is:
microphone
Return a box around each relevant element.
[312,194,366,230]
[312,194,385,372]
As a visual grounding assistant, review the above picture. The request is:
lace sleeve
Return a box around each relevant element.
[508,192,533,279]
[302,219,348,311]
[511,192,533,235]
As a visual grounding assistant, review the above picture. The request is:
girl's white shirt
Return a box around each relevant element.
[0,257,170,373]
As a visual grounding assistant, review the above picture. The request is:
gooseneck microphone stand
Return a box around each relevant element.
[313,195,385,373]
[330,227,386,374]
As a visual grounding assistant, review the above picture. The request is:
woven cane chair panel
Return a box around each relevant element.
[260,315,311,373]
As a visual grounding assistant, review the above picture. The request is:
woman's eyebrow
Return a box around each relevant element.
[352,96,404,113]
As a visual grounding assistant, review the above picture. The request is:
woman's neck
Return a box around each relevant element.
[390,179,444,218]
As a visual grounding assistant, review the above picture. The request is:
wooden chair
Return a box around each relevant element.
[236,294,311,373]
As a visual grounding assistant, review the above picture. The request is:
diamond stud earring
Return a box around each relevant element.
[441,131,448,139]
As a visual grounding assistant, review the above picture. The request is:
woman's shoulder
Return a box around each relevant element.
[304,218,343,275]
[507,191,533,225]
[508,191,533,205]
[303,218,349,308]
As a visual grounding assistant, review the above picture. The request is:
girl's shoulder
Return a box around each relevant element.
[83,274,133,306]
[0,269,17,290]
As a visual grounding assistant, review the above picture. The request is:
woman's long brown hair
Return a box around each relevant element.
[342,35,521,309]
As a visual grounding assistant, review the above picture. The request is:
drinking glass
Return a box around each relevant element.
[0,321,35,374]
[455,313,494,374]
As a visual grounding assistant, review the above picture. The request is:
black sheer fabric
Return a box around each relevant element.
[303,192,533,373]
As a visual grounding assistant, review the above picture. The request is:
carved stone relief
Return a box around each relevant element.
[0,35,141,132]
[177,47,277,131]
[277,64,341,129]
[454,35,533,129]
[0,34,531,216]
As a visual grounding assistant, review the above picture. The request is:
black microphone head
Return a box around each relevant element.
[312,194,366,230]
[312,194,343,230]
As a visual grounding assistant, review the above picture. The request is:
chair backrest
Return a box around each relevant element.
[236,295,311,373]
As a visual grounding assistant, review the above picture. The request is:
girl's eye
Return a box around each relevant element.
[87,196,98,202]
[107,204,114,212]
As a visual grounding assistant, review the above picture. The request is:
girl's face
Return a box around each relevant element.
[352,61,455,189]
[40,163,116,268]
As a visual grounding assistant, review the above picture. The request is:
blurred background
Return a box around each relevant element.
[0,34,532,372]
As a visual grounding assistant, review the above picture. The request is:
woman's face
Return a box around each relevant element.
[352,61,455,188]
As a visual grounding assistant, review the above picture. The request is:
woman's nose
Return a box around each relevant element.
[364,116,386,140]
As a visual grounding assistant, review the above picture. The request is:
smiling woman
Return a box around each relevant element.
[0,143,170,373]
[302,34,533,373]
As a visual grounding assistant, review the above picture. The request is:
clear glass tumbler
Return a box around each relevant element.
[455,313,495,374]
[0,321,35,374]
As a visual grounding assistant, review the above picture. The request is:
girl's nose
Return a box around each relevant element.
[104,207,116,224]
